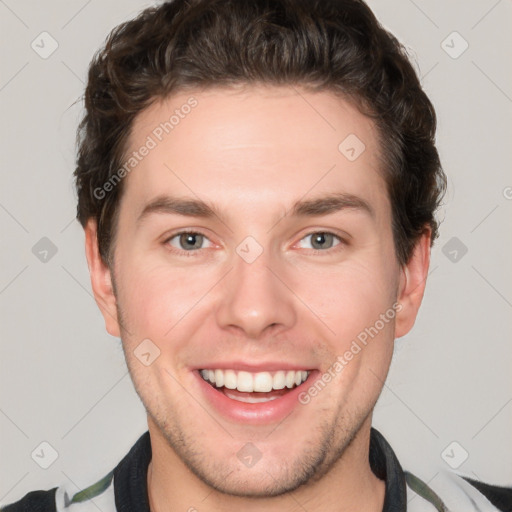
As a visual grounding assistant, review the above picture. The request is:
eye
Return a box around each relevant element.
[297,232,343,252]
[165,231,213,252]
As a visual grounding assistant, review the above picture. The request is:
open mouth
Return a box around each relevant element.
[199,369,311,403]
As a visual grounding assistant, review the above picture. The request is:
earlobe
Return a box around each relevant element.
[395,229,431,339]
[84,219,121,337]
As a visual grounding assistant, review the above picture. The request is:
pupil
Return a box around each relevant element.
[181,233,201,250]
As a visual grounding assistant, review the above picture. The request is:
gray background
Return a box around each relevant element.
[1,0,511,505]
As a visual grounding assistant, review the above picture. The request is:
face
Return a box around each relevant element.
[86,85,429,497]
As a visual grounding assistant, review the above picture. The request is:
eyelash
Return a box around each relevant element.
[162,230,347,257]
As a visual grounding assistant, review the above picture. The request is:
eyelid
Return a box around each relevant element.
[162,227,212,239]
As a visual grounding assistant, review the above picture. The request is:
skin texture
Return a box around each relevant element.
[85,85,431,511]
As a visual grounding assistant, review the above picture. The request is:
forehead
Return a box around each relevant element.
[120,85,388,222]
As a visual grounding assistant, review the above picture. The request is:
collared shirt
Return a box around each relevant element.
[1,427,511,511]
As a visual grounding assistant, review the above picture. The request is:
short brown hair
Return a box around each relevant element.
[74,0,446,267]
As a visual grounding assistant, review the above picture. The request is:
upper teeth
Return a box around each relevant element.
[200,369,309,392]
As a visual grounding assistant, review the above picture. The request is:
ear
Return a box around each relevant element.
[84,218,121,337]
[395,228,431,338]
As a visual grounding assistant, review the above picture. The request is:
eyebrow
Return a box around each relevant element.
[136,192,375,225]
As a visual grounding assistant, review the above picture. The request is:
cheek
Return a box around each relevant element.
[297,258,397,339]
[306,263,396,402]
[116,257,218,340]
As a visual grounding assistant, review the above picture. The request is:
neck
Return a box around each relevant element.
[147,415,385,512]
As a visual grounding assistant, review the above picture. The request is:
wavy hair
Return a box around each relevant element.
[74,0,446,267]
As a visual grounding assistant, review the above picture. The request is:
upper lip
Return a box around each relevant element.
[193,361,313,372]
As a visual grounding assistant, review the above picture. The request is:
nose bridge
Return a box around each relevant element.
[215,238,296,337]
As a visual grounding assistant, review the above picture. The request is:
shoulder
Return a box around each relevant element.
[405,468,512,512]
[460,475,512,512]
[0,488,58,512]
[0,470,115,512]
[1,431,150,512]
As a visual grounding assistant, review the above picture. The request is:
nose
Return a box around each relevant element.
[215,245,297,339]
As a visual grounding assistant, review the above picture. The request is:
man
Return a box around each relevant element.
[2,0,511,511]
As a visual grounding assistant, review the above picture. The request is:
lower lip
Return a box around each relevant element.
[194,370,318,425]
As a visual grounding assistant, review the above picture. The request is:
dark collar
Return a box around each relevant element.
[113,426,406,512]
[369,427,407,511]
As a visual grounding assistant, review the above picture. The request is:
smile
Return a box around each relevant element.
[197,369,312,423]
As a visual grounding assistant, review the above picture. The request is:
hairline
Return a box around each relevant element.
[103,83,397,269]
